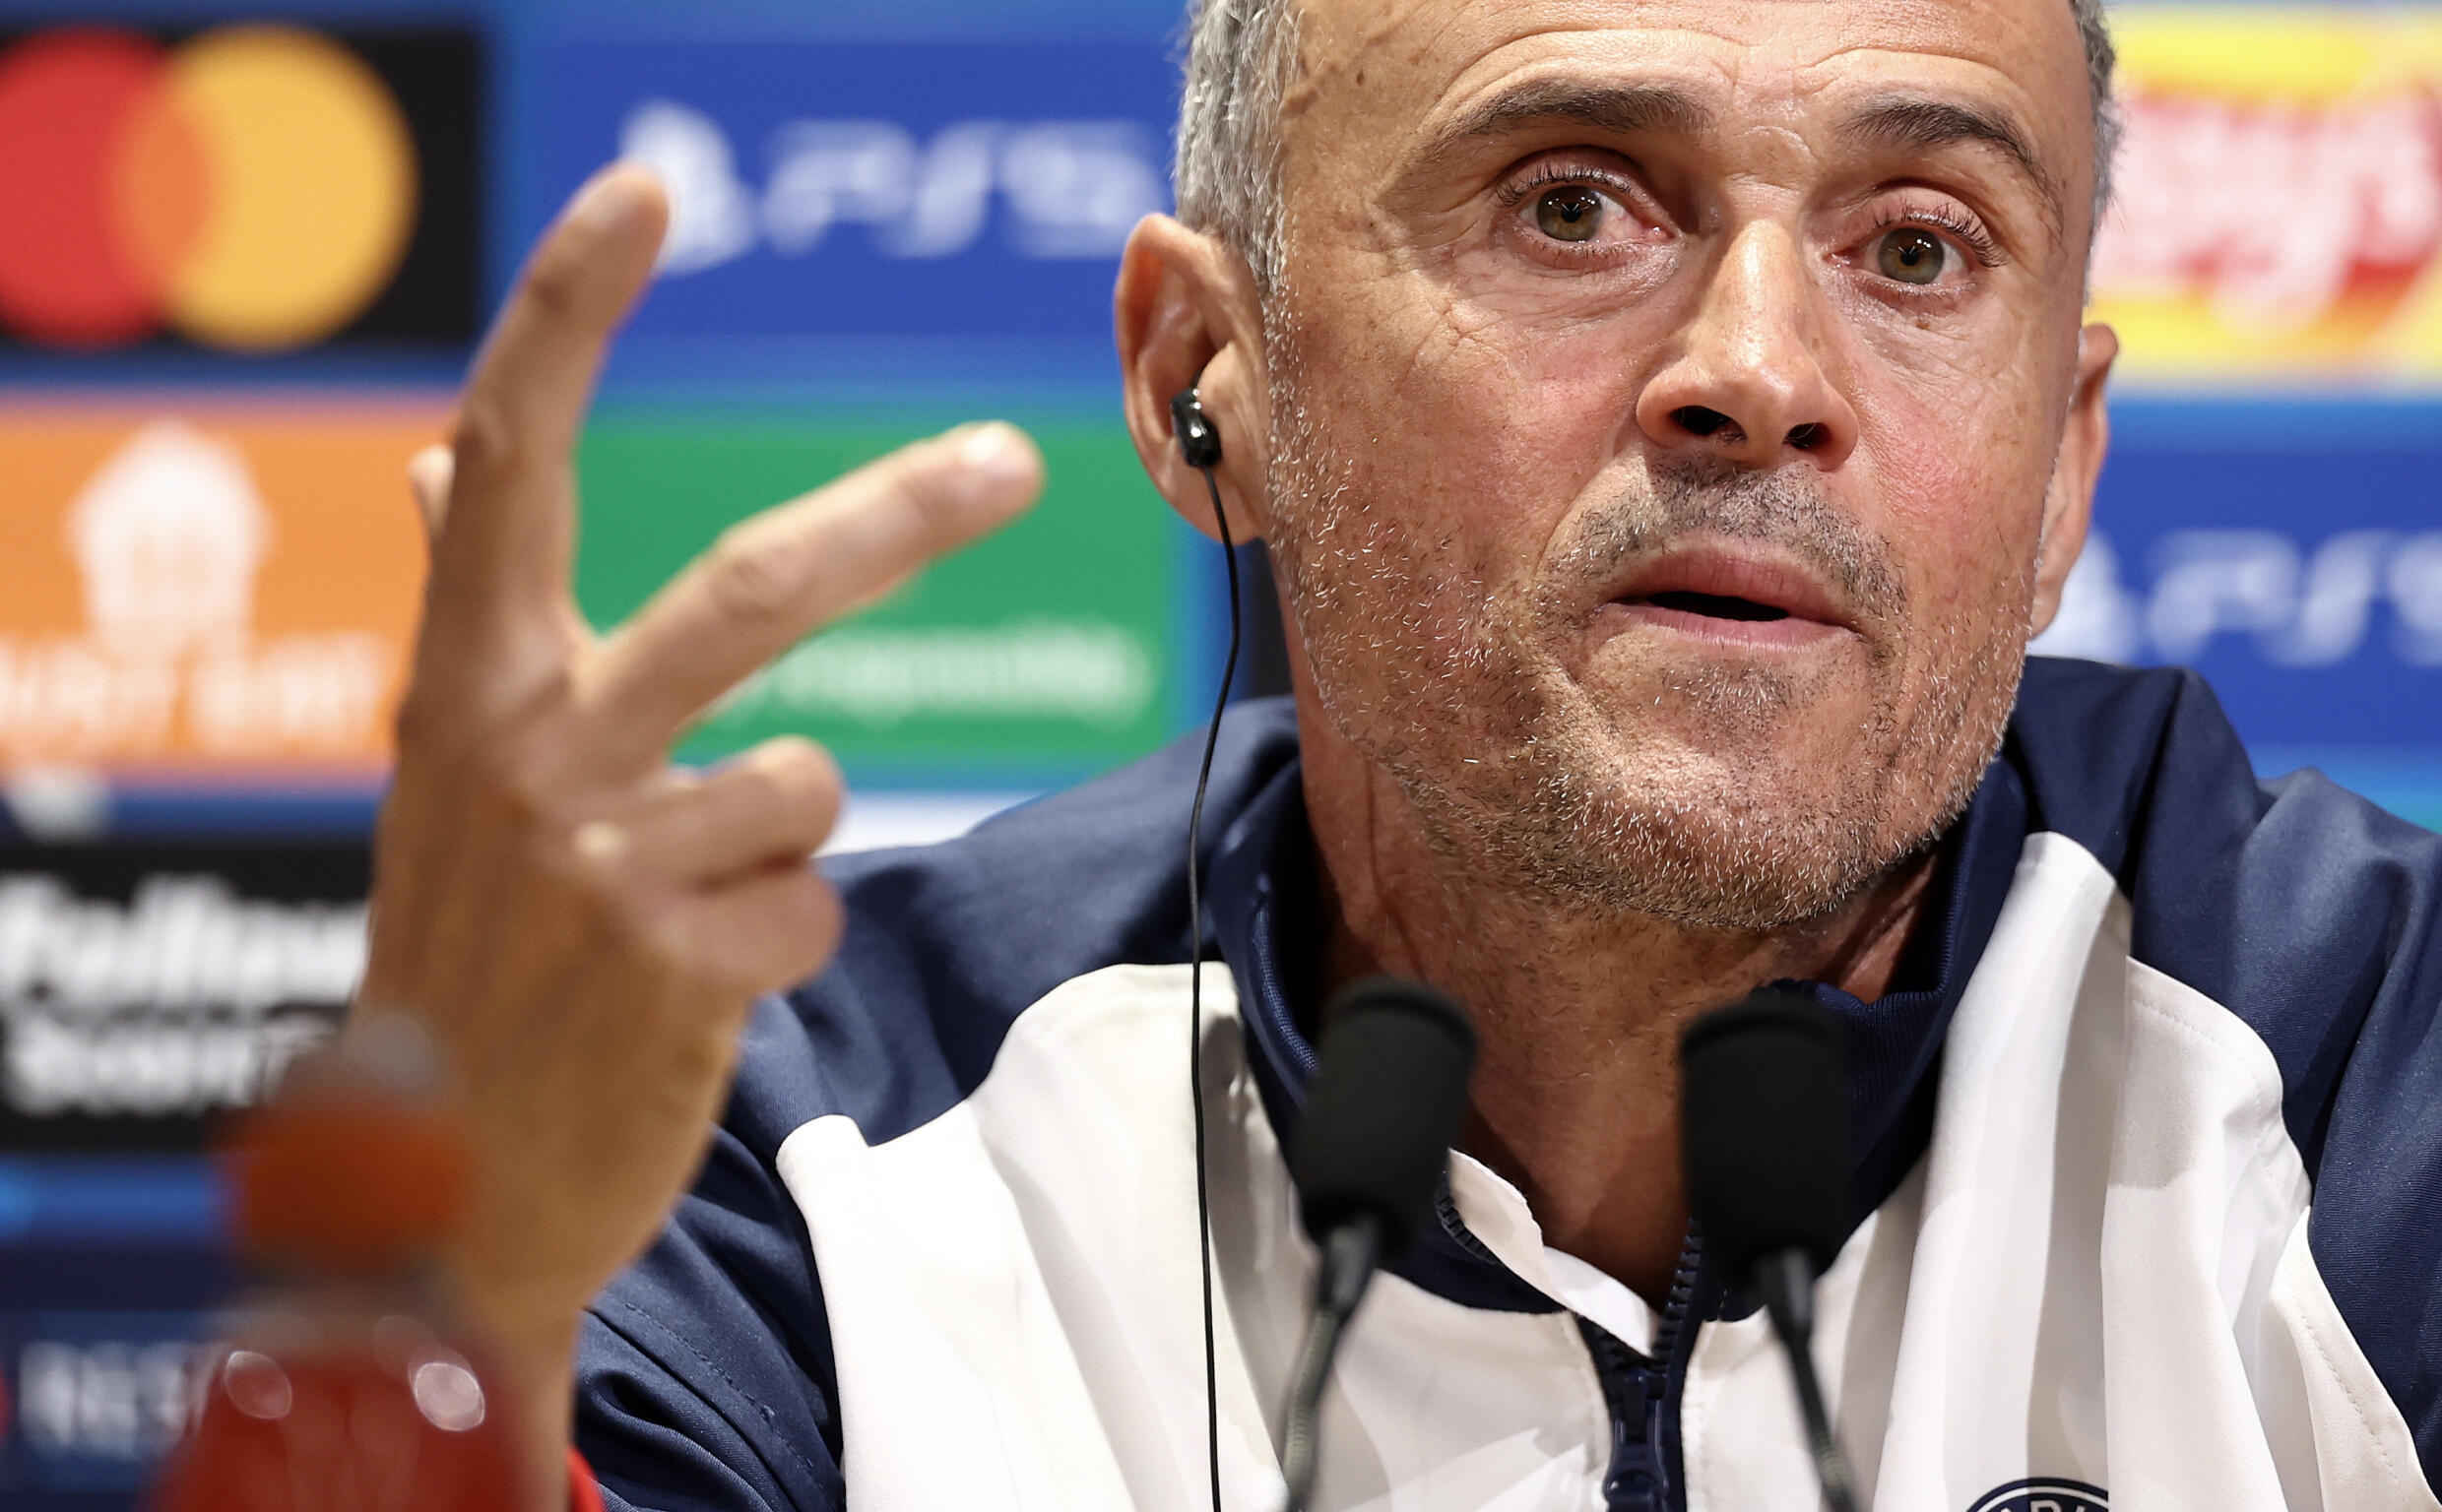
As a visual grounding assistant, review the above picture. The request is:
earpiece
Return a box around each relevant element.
[1172,386,1224,471]
[1176,372,1237,1512]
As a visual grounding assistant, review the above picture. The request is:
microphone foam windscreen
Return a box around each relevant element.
[1290,976,1479,1259]
[1678,987,1851,1278]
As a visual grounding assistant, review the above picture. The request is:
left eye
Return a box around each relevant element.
[1876,226,1948,285]
[1534,186,1609,242]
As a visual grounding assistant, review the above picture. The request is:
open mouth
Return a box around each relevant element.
[1598,546,1852,649]
[1632,590,1792,624]
[1596,542,1857,650]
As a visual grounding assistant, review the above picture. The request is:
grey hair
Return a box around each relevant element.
[1172,0,1304,291]
[1174,0,2121,287]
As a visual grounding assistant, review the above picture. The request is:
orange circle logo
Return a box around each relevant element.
[0,25,418,352]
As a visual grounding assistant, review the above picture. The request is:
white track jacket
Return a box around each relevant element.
[575,661,2442,1512]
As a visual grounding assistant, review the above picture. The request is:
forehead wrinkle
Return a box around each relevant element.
[1290,0,1468,116]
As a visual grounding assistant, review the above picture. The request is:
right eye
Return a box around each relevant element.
[1875,226,1948,285]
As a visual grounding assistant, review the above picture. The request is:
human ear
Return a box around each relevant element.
[2028,323,2118,636]
[1115,214,1270,543]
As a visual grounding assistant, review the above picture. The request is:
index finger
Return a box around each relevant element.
[575,422,1045,771]
[421,164,669,662]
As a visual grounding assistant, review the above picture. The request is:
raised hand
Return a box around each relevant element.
[355,163,1043,1506]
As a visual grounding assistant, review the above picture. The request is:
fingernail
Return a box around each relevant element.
[571,163,662,237]
[954,422,1042,496]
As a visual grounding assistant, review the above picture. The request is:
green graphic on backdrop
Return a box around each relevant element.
[573,412,1189,785]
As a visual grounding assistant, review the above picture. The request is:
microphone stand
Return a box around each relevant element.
[1275,976,1475,1512]
[1280,1214,1383,1512]
[1753,1245,1861,1512]
[1681,989,1863,1512]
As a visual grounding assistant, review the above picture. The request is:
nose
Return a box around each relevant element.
[1634,223,1858,472]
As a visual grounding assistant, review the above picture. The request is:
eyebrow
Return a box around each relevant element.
[1836,94,2063,229]
[1424,79,1712,162]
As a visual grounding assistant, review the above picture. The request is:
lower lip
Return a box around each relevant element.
[1597,599,1853,651]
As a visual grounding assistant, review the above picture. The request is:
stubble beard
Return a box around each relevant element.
[1263,365,2033,933]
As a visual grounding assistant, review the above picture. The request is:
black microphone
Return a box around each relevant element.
[1281,976,1478,1512]
[1680,987,1862,1512]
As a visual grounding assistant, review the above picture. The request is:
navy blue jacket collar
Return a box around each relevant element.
[1202,702,2029,1312]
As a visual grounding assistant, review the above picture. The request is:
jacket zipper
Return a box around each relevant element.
[1430,1191,1711,1512]
[1582,1228,1705,1512]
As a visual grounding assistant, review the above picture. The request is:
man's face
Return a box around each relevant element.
[1260,0,2108,927]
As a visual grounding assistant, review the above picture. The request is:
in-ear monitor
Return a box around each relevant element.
[1172,386,1224,471]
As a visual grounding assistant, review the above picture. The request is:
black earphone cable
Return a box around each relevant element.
[1186,461,1241,1512]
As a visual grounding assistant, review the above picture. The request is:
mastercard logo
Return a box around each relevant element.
[0,25,418,351]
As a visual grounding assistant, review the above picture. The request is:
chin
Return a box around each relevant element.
[1582,766,1899,928]
[1431,675,1954,930]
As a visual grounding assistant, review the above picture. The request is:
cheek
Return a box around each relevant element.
[1857,379,2053,635]
[1844,303,2082,616]
[1285,276,1642,582]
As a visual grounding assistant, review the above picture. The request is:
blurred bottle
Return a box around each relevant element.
[152,1016,521,1512]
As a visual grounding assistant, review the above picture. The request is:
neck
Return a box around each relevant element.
[1295,706,1939,1306]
